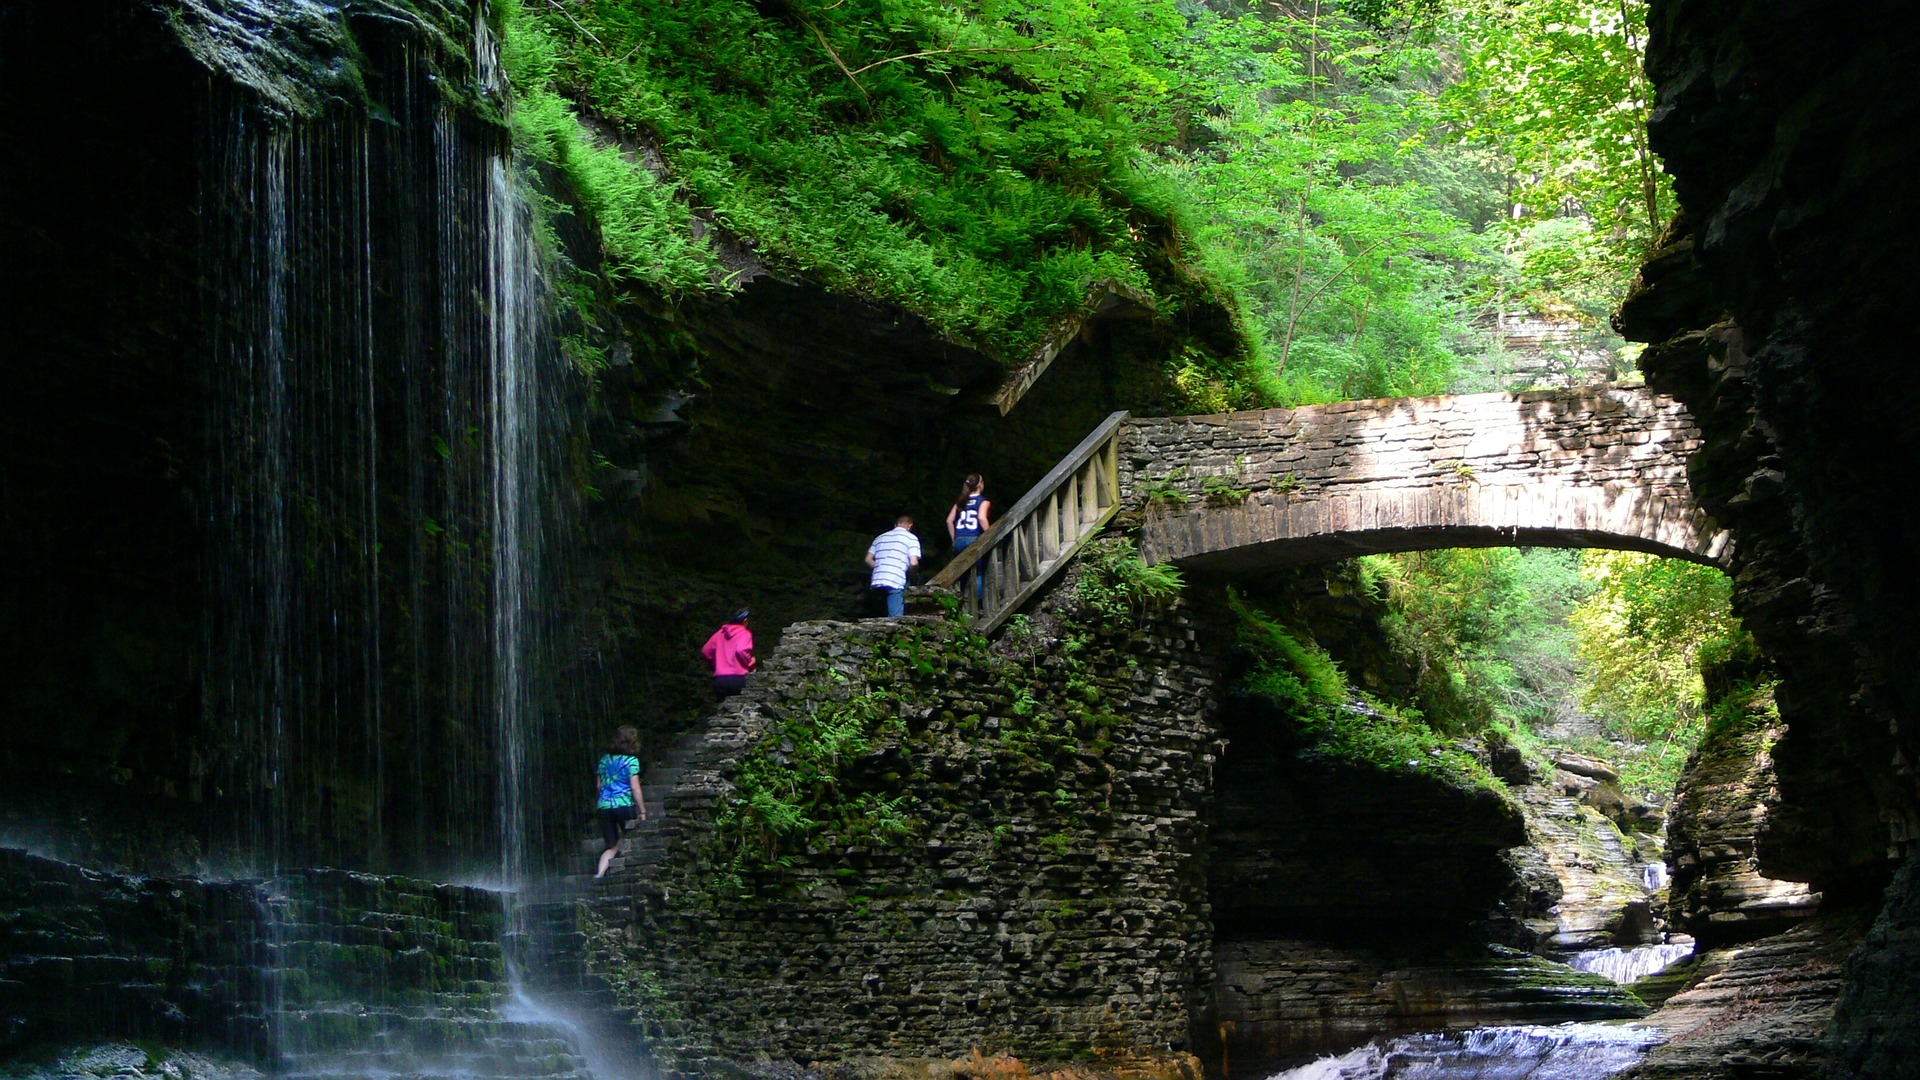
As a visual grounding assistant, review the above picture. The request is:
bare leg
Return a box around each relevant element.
[595,843,616,878]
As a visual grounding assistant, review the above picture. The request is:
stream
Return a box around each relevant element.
[1267,1022,1665,1079]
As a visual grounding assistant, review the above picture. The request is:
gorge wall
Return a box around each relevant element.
[0,0,1237,877]
[0,848,591,1078]
[572,561,1644,1078]
[1619,0,1920,1069]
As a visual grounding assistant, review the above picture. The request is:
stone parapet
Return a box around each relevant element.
[1121,388,1726,573]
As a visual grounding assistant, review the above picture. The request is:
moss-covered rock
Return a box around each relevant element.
[588,574,1221,1075]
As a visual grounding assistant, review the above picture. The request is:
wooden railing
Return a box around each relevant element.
[928,411,1128,633]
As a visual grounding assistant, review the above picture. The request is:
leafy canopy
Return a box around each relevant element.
[498,0,1218,361]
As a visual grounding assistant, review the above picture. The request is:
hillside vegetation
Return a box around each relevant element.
[502,0,1731,792]
[499,0,1669,401]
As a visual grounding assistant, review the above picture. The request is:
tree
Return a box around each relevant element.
[1443,0,1674,294]
[1568,550,1744,740]
[1158,1,1489,404]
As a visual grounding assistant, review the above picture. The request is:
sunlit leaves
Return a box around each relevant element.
[1568,550,1744,740]
[1156,2,1483,403]
[1441,0,1673,310]
[497,0,1192,357]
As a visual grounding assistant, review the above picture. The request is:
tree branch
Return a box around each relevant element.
[799,15,870,99]
[544,0,602,46]
[1277,229,1415,379]
[846,43,1054,78]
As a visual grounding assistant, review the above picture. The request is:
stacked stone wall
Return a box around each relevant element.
[1122,388,1724,572]
[588,575,1223,1078]
[585,562,1661,1078]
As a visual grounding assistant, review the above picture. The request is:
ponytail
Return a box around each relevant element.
[953,473,983,510]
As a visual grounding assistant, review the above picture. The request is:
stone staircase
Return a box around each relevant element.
[492,721,751,1078]
[577,725,711,884]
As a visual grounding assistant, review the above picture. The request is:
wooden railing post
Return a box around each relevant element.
[926,411,1130,634]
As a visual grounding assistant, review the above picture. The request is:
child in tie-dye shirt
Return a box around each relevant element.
[595,725,646,878]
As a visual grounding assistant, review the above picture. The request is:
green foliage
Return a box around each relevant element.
[490,0,1675,406]
[1568,550,1747,742]
[1229,588,1349,710]
[1227,588,1496,789]
[1361,548,1589,732]
[1702,678,1778,745]
[1442,0,1671,268]
[500,18,725,292]
[1195,457,1254,506]
[1440,0,1672,371]
[1559,549,1758,795]
[1363,547,1745,798]
[1149,1,1510,404]
[1558,675,1770,800]
[496,0,1224,361]
[715,689,913,867]
[1073,537,1184,624]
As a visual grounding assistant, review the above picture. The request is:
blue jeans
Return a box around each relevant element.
[874,586,905,617]
[953,535,986,603]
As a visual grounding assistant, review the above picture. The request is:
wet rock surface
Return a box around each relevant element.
[1209,940,1645,1073]
[1664,682,1818,946]
[1620,910,1870,1080]
[1620,0,1920,1059]
[0,849,588,1078]
[1621,0,1920,891]
[1513,788,1665,955]
[0,1043,267,1080]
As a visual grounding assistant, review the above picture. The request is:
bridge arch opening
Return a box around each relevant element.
[1194,544,1741,1072]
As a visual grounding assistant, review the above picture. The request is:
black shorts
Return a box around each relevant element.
[599,804,637,849]
[715,674,747,699]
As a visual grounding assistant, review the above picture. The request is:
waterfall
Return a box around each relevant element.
[199,48,588,882]
[490,153,543,892]
[191,9,622,1075]
[1570,944,1694,986]
[1642,861,1670,892]
[1267,1023,1665,1079]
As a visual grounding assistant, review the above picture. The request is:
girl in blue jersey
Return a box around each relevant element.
[946,474,991,551]
[947,474,992,603]
[594,725,647,878]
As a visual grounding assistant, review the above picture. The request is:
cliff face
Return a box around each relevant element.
[0,0,1227,875]
[1664,679,1819,946]
[1620,0,1920,889]
[1618,0,1920,1066]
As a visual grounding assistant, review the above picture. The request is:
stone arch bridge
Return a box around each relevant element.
[1123,387,1728,574]
[933,386,1726,631]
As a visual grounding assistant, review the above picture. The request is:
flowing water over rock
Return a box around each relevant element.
[1569,944,1694,986]
[197,17,593,881]
[183,7,620,1075]
[1267,1023,1665,1079]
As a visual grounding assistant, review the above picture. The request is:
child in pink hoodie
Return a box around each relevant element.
[702,608,756,700]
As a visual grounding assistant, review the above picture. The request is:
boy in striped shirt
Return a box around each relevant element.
[865,516,922,617]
